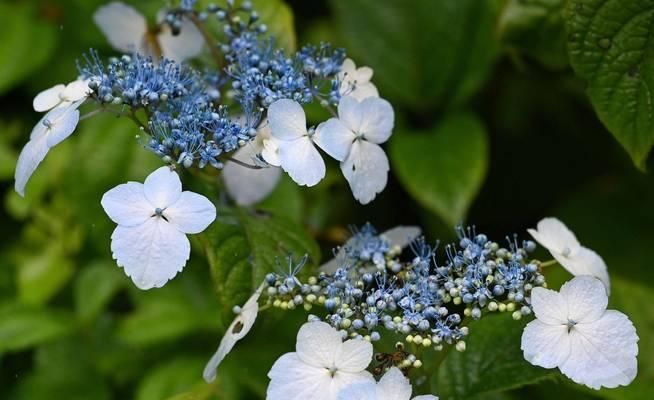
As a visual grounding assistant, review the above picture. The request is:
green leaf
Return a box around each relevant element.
[136,356,207,400]
[564,0,654,168]
[117,293,210,346]
[250,0,296,52]
[0,303,74,353]
[14,339,111,400]
[0,3,57,94]
[257,176,304,224]
[204,209,320,319]
[498,0,568,68]
[16,244,74,305]
[390,113,489,226]
[432,314,555,399]
[74,261,125,322]
[330,0,501,110]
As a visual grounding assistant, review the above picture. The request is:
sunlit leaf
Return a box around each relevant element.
[390,112,489,226]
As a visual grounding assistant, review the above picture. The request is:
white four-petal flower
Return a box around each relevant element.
[222,122,282,206]
[93,1,204,62]
[262,99,326,187]
[338,58,379,101]
[528,217,610,294]
[101,166,216,289]
[338,367,438,400]
[521,276,638,390]
[267,321,375,400]
[203,283,265,382]
[15,101,84,196]
[314,96,394,204]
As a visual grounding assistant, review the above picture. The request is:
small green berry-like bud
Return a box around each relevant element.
[406,335,414,343]
[498,303,507,312]
[512,311,522,320]
[456,341,466,352]
[422,338,432,347]
[506,302,516,312]
[413,360,423,368]
[488,301,498,312]
[413,335,423,344]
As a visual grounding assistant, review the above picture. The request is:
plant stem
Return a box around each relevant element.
[187,12,224,68]
[79,108,103,121]
[539,259,558,268]
[225,156,263,170]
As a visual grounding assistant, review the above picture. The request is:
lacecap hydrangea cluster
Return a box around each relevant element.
[78,0,345,170]
[263,224,547,370]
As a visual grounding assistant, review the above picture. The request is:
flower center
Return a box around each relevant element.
[153,207,169,221]
[566,319,577,332]
[327,366,338,377]
[43,119,53,129]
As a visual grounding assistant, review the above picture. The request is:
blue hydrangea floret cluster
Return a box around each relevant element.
[263,224,547,371]
[78,0,346,170]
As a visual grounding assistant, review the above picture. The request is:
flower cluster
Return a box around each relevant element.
[205,218,638,400]
[261,224,546,369]
[17,0,394,207]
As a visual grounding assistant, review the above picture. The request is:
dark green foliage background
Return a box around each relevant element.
[0,0,652,399]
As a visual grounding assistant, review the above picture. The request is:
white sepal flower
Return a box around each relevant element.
[222,123,282,206]
[33,79,91,112]
[93,1,203,62]
[101,166,216,289]
[528,217,610,293]
[262,99,326,187]
[338,58,379,101]
[521,276,638,390]
[203,283,265,382]
[314,96,394,204]
[267,321,375,400]
[338,367,438,400]
[15,101,83,196]
[320,226,421,274]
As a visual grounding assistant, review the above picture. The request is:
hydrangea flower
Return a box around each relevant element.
[314,96,394,204]
[222,123,282,206]
[267,321,374,400]
[528,217,610,293]
[338,58,379,101]
[338,367,438,400]
[33,79,91,112]
[101,166,216,289]
[15,101,84,196]
[320,225,421,273]
[262,99,326,187]
[203,283,265,382]
[93,1,203,62]
[521,276,638,389]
